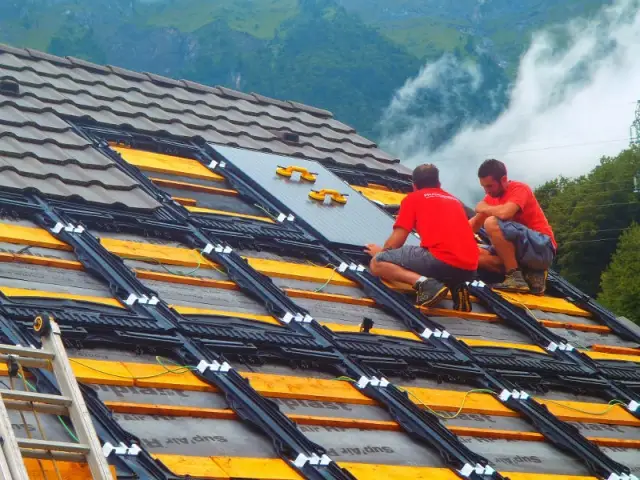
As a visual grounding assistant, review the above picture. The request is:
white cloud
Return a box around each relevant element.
[380,0,640,204]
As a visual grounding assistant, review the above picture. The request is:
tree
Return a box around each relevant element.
[598,223,640,324]
[535,146,640,295]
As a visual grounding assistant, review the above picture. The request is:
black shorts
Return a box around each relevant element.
[375,246,475,285]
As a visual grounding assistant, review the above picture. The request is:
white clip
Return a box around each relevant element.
[459,463,474,477]
[348,263,357,271]
[607,474,620,480]
[219,161,226,168]
[208,160,218,169]
[73,225,85,234]
[433,329,443,338]
[629,474,639,480]
[148,296,159,306]
[564,343,575,352]
[277,213,287,223]
[281,312,294,324]
[303,314,313,323]
[294,453,309,467]
[628,400,639,412]
[484,466,495,475]
[475,464,485,474]
[294,313,304,323]
[519,391,530,401]
[124,293,138,306]
[441,330,451,339]
[127,444,141,456]
[621,474,630,480]
[309,453,320,465]
[51,222,64,234]
[319,454,332,465]
[511,390,521,400]
[214,244,224,253]
[546,342,559,352]
[356,264,365,272]
[196,359,210,374]
[102,442,129,457]
[64,223,75,232]
[356,376,369,389]
[138,295,149,305]
[338,263,348,273]
[499,389,511,401]
[287,214,295,222]
[379,377,390,387]
[476,280,485,287]
[369,376,381,387]
[222,246,232,254]
[202,243,214,254]
[219,362,231,373]
[420,328,433,339]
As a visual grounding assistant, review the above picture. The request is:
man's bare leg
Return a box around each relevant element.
[482,216,527,290]
[483,216,518,272]
[370,257,421,285]
[477,246,504,273]
[369,257,448,306]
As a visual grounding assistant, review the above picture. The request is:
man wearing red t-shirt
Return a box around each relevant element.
[365,164,478,310]
[469,159,557,295]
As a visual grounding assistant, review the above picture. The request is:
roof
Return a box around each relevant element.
[0,44,638,480]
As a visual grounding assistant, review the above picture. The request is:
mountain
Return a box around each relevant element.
[0,0,608,146]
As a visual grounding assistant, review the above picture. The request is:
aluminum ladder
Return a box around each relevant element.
[0,315,112,479]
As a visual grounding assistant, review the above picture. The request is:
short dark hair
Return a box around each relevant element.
[478,159,507,180]
[412,164,440,189]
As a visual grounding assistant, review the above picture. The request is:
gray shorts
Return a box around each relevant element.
[375,246,475,285]
[483,219,556,271]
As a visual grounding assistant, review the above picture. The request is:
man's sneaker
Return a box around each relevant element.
[492,269,528,292]
[414,278,449,307]
[452,284,473,312]
[523,268,547,296]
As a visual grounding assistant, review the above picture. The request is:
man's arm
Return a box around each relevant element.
[468,213,488,233]
[384,227,410,250]
[475,201,520,221]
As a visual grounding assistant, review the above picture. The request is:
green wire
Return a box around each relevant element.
[20,375,80,442]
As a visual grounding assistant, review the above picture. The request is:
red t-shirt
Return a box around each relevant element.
[394,188,478,271]
[483,181,557,249]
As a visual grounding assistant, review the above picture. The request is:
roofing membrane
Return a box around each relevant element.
[0,43,638,480]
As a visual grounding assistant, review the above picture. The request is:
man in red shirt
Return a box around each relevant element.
[469,159,557,295]
[365,164,478,310]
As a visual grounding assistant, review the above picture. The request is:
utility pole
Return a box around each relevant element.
[630,100,640,146]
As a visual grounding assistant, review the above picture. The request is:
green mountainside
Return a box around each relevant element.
[0,0,609,144]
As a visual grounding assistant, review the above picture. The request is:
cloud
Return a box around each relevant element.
[380,0,640,204]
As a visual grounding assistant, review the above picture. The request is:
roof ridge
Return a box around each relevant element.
[0,43,334,120]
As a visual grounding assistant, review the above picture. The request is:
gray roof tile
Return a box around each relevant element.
[0,100,160,209]
[0,44,407,175]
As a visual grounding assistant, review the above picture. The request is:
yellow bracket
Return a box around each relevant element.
[276,165,318,183]
[308,189,349,205]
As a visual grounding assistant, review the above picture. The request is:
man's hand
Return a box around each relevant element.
[364,244,383,257]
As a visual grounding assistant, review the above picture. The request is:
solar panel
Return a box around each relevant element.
[210,145,420,248]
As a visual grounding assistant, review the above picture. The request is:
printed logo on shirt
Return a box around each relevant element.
[423,193,457,201]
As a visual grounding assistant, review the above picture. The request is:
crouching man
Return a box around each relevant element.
[469,159,557,295]
[365,164,478,310]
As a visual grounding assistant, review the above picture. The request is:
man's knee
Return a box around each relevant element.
[483,216,501,234]
[369,255,383,276]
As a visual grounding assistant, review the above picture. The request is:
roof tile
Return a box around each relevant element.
[0,43,28,56]
[25,49,73,65]
[0,47,407,174]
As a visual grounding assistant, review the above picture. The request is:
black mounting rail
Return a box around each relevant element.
[29,198,356,480]
[547,270,640,344]
[0,314,179,480]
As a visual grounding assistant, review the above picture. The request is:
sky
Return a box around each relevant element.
[380,0,640,204]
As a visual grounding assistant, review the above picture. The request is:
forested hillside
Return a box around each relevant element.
[536,146,640,322]
[0,0,608,144]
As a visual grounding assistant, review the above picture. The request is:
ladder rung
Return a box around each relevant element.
[0,354,49,369]
[0,344,55,360]
[0,390,72,407]
[20,449,87,463]
[2,399,68,416]
[17,438,90,455]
